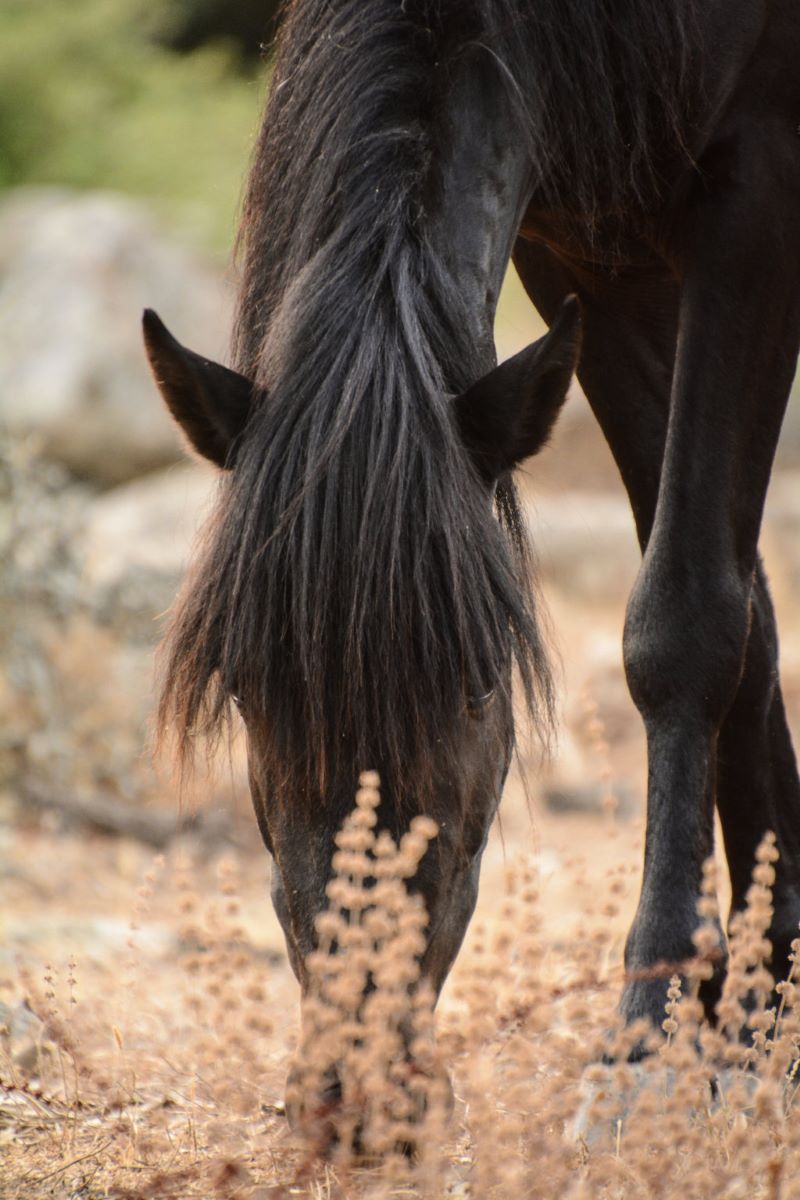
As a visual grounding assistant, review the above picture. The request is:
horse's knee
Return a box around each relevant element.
[622,552,751,727]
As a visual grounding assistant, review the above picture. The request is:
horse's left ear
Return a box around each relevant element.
[142,309,256,469]
[454,295,581,481]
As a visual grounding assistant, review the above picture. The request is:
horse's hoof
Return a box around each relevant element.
[572,1063,689,1146]
[572,1061,767,1147]
[709,1068,759,1112]
[283,1060,454,1158]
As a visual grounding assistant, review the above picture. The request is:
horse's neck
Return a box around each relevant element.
[425,55,532,373]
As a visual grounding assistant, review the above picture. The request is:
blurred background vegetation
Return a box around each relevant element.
[0,0,282,255]
[0,0,547,329]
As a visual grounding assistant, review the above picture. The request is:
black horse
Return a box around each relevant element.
[144,0,800,1064]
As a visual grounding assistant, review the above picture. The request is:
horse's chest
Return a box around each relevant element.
[517,207,665,279]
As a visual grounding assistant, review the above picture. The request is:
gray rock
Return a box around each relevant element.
[522,469,799,607]
[572,1063,762,1148]
[0,999,50,1072]
[3,916,175,957]
[764,469,800,593]
[80,462,218,638]
[777,376,800,468]
[525,489,640,601]
[543,782,634,818]
[0,188,232,485]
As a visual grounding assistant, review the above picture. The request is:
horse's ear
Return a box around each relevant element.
[142,309,256,469]
[454,295,581,481]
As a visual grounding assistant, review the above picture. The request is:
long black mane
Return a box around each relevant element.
[159,0,700,806]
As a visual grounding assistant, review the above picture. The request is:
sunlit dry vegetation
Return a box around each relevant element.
[4,409,800,1197]
[4,757,800,1198]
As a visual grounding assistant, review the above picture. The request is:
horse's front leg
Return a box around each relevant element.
[716,557,800,987]
[620,124,800,1033]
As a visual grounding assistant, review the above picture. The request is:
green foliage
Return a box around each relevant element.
[0,0,266,255]
[1,0,798,408]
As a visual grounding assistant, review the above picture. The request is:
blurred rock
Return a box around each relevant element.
[526,376,799,489]
[526,489,639,602]
[0,188,231,485]
[3,917,175,958]
[0,440,224,804]
[764,469,800,593]
[81,462,218,638]
[1,448,89,621]
[521,387,625,494]
[779,379,800,468]
[572,1064,761,1147]
[0,1000,51,1072]
[544,782,633,819]
[525,468,800,607]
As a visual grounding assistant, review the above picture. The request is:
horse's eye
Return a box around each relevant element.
[465,689,496,720]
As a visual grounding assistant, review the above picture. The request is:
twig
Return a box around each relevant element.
[17,781,232,849]
[24,1136,114,1186]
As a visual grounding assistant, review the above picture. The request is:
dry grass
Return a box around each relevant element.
[5,442,800,1196]
[3,768,800,1200]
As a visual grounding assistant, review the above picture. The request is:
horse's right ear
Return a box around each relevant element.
[142,309,255,469]
[454,295,581,482]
